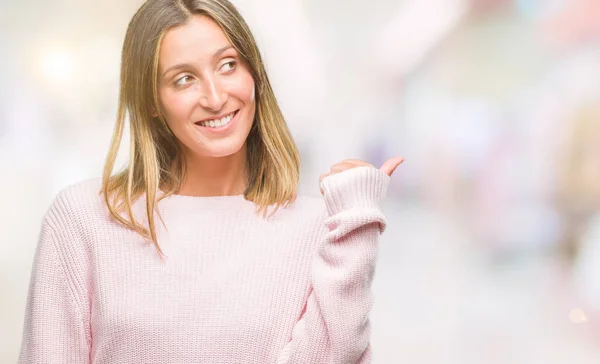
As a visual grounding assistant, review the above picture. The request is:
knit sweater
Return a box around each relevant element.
[18,165,390,364]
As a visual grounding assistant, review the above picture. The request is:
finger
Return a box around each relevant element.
[340,159,372,167]
[379,156,404,176]
[330,162,360,173]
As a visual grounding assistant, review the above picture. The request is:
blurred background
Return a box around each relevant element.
[2,0,600,362]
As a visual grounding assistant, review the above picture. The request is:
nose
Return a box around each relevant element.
[198,76,227,111]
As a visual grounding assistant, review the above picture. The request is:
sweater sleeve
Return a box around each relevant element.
[277,166,390,364]
[18,193,91,364]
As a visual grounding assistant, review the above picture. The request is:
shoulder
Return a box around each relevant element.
[287,194,326,217]
[270,193,328,232]
[44,177,107,233]
[263,194,329,243]
[31,178,104,281]
[293,193,325,207]
[261,193,327,222]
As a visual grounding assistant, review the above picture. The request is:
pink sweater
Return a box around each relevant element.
[18,166,390,364]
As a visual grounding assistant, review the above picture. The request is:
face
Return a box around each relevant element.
[157,14,256,160]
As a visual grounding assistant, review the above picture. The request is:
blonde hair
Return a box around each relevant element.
[101,0,300,259]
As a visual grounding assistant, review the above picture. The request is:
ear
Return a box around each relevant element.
[150,106,159,118]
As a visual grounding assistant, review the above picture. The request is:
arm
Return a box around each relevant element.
[278,166,390,364]
[18,198,91,363]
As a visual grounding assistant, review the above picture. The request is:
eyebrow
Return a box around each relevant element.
[161,45,235,78]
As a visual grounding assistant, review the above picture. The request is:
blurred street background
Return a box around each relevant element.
[2,0,600,362]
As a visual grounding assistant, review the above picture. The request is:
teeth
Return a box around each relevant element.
[200,111,235,128]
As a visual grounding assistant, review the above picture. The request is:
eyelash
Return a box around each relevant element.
[173,61,237,87]
[221,60,236,72]
[174,75,193,87]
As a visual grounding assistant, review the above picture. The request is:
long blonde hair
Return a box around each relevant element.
[102,0,300,259]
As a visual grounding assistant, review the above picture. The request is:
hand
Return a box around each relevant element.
[319,156,404,195]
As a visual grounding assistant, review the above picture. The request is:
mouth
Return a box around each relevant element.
[195,110,239,130]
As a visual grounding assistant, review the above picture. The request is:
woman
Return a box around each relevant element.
[18,0,403,363]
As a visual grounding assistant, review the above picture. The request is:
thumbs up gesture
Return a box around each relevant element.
[319,156,404,195]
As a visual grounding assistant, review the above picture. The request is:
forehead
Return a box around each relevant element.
[159,14,232,67]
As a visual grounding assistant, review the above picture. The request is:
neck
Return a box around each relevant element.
[173,145,249,197]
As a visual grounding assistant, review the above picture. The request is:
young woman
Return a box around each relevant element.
[18,0,403,363]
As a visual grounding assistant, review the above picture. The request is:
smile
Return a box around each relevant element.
[195,110,238,129]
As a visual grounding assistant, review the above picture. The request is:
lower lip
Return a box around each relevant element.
[195,111,238,134]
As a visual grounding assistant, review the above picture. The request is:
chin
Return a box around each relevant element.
[197,140,247,159]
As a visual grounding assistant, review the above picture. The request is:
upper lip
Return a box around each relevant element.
[195,110,238,124]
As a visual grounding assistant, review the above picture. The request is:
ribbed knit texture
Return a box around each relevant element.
[18,165,390,364]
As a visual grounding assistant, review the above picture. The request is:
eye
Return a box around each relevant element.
[174,75,193,87]
[219,60,236,73]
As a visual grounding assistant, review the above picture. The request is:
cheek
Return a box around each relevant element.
[160,90,194,126]
[228,72,256,105]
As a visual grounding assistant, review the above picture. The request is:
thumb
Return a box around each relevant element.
[379,156,404,176]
